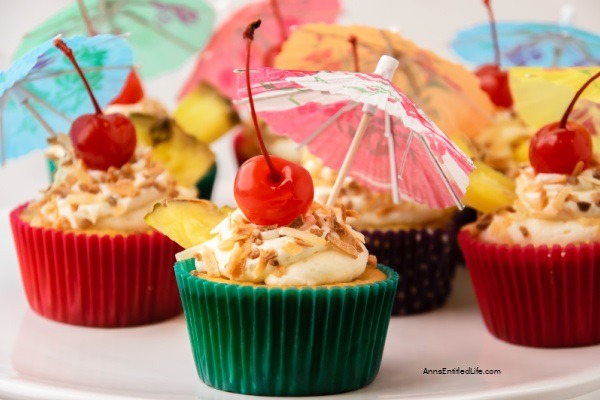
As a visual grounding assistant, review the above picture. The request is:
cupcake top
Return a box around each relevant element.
[26,136,195,232]
[473,110,533,175]
[303,152,454,230]
[474,165,600,246]
[177,202,376,286]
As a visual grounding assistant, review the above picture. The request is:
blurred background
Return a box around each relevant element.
[0,0,598,208]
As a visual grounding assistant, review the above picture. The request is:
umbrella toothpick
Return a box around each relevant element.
[327,113,372,207]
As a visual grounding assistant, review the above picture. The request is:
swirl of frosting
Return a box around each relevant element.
[478,166,600,245]
[104,97,168,119]
[302,152,453,230]
[26,137,195,232]
[177,203,375,286]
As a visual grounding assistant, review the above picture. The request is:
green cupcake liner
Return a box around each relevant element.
[195,162,217,200]
[175,259,399,396]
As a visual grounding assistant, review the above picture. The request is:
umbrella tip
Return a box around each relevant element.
[374,55,399,80]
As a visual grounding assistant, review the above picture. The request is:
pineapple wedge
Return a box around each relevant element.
[462,161,517,214]
[513,139,530,163]
[145,199,233,248]
[130,113,215,187]
[174,83,239,144]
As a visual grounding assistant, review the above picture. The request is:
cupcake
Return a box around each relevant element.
[146,199,398,395]
[459,162,600,347]
[303,152,458,315]
[11,135,196,327]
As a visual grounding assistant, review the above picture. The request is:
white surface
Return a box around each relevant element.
[1,206,600,400]
[1,1,600,399]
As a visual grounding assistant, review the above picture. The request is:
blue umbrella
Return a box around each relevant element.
[0,34,133,163]
[452,22,600,67]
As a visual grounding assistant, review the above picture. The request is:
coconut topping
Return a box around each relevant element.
[474,165,600,245]
[182,202,375,286]
[303,151,453,229]
[26,135,195,232]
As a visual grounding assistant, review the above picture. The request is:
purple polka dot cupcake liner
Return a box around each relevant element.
[361,225,458,316]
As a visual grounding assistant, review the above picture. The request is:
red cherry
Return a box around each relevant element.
[110,70,145,105]
[475,64,513,108]
[235,21,314,226]
[529,70,600,175]
[235,155,314,226]
[70,113,137,170]
[529,122,593,175]
[54,38,137,170]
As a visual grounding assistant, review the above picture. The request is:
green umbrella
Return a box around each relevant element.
[13,0,215,78]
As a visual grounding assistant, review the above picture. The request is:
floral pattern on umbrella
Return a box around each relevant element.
[238,67,474,209]
[179,0,340,100]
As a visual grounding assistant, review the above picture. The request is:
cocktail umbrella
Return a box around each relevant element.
[179,0,340,100]
[452,22,600,67]
[275,23,494,139]
[510,67,600,135]
[237,56,474,209]
[13,0,215,78]
[0,34,133,163]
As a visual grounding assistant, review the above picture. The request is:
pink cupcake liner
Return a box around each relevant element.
[10,203,182,327]
[459,229,600,348]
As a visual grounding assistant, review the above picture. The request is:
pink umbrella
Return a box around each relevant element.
[178,0,340,100]
[237,56,474,209]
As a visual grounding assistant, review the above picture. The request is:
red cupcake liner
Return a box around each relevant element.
[362,225,458,316]
[10,203,183,327]
[459,229,600,348]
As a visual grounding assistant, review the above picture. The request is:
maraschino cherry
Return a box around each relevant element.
[54,38,137,170]
[529,71,598,175]
[109,70,145,105]
[234,20,314,226]
[475,0,513,108]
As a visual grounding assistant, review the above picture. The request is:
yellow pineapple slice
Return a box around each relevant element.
[130,113,215,187]
[174,83,239,144]
[462,161,517,213]
[145,199,233,248]
[513,139,530,163]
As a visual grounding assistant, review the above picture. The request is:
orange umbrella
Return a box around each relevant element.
[275,23,495,139]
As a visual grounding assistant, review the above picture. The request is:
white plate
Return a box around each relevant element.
[1,206,600,400]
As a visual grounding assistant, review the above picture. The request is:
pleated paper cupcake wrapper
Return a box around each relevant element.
[48,160,217,201]
[175,259,399,396]
[10,204,183,327]
[195,162,217,201]
[459,230,600,348]
[362,226,458,316]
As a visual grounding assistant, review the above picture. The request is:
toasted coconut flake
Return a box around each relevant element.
[288,215,304,229]
[571,161,585,176]
[550,187,571,210]
[201,247,220,277]
[108,180,139,198]
[475,214,493,231]
[326,232,359,259]
[227,241,253,280]
[248,248,260,259]
[279,227,327,246]
[65,192,98,205]
[367,255,377,268]
[260,229,280,241]
[539,189,548,210]
[193,253,203,262]
[519,226,529,238]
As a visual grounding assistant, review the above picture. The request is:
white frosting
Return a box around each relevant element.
[179,207,369,286]
[303,153,452,229]
[30,146,195,231]
[480,166,600,245]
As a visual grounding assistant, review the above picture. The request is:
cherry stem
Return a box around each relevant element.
[244,20,281,182]
[270,0,287,43]
[349,35,359,72]
[483,0,501,67]
[54,37,103,115]
[560,71,600,128]
[77,0,97,36]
